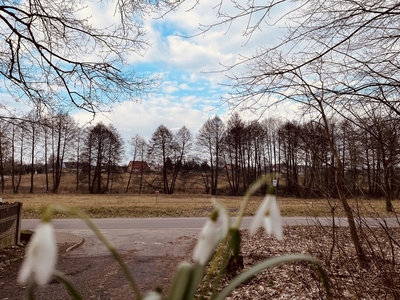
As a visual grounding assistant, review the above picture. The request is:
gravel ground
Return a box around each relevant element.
[1,225,400,299]
[227,226,400,299]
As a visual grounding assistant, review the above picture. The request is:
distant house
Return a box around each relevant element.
[127,161,149,173]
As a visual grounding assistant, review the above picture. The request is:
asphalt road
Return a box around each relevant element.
[21,216,400,231]
[21,217,399,257]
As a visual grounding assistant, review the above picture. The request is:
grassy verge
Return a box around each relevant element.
[1,193,398,219]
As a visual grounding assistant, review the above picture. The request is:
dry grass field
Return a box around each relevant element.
[1,191,398,219]
[1,173,399,218]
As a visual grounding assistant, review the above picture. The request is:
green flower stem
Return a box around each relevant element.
[167,262,194,300]
[234,175,273,229]
[214,254,332,300]
[27,281,36,300]
[52,205,142,300]
[41,206,54,223]
[53,270,84,300]
[210,239,232,299]
[186,263,205,299]
[195,237,231,300]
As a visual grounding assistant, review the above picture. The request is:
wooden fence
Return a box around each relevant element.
[0,202,23,249]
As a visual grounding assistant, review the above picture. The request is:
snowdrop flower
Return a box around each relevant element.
[193,199,230,265]
[250,194,283,239]
[18,222,57,285]
[143,291,162,300]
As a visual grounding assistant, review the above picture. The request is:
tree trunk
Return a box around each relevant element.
[319,101,367,268]
[334,156,367,267]
[0,133,4,193]
[29,126,35,194]
[126,158,136,193]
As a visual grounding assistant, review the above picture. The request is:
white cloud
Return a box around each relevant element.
[72,94,218,157]
[178,83,190,90]
[131,1,263,71]
[161,81,179,94]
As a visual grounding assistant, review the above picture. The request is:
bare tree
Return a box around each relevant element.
[222,112,245,195]
[25,112,40,193]
[148,124,175,194]
[171,126,193,192]
[126,134,148,194]
[354,108,400,211]
[0,120,10,192]
[42,116,50,193]
[10,121,24,193]
[105,124,124,193]
[302,74,368,267]
[74,128,86,192]
[49,112,79,193]
[185,1,400,182]
[261,118,282,186]
[0,1,160,114]
[298,120,332,198]
[278,121,302,197]
[179,1,400,117]
[82,122,124,194]
[147,125,192,194]
[197,116,224,195]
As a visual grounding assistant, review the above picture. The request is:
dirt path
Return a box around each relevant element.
[0,235,197,299]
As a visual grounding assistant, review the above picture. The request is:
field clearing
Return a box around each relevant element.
[2,193,399,219]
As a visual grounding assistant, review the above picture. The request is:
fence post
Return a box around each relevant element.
[15,202,23,245]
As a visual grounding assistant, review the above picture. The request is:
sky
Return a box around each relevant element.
[1,0,302,158]
[70,0,302,146]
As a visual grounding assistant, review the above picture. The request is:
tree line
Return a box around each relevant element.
[0,110,399,201]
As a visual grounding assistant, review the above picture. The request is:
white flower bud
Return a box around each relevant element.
[18,222,57,285]
[250,194,282,239]
[193,199,230,265]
